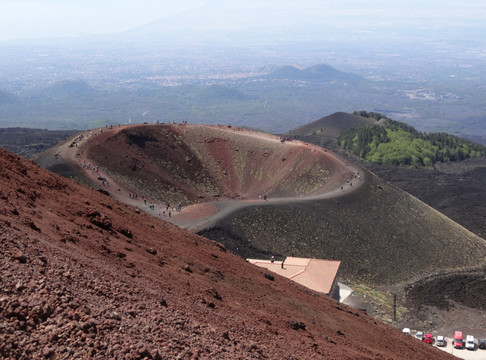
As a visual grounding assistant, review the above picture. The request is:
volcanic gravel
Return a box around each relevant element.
[0,146,456,359]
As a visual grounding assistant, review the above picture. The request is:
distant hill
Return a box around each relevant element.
[288,111,486,167]
[265,64,363,82]
[265,65,303,79]
[285,111,379,149]
[289,111,378,137]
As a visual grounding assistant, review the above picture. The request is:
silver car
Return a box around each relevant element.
[436,335,445,347]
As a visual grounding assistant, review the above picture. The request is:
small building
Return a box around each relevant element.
[247,257,341,300]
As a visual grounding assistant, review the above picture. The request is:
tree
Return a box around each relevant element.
[340,111,486,167]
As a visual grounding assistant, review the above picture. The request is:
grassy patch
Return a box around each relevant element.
[352,283,408,323]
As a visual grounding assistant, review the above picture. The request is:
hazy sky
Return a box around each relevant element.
[0,0,485,42]
[0,0,204,40]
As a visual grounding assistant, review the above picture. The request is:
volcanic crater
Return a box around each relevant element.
[84,124,352,203]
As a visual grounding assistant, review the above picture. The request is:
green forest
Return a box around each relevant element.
[338,111,486,168]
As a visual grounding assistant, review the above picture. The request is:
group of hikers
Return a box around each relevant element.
[279,136,293,143]
[340,171,361,191]
[137,198,184,219]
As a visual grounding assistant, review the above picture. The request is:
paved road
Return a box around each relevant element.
[433,337,485,359]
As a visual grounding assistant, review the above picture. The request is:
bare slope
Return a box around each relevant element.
[0,127,77,159]
[365,158,486,239]
[285,112,379,149]
[200,167,486,286]
[0,147,455,359]
[288,112,376,138]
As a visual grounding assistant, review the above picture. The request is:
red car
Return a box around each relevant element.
[453,331,464,349]
[424,333,433,344]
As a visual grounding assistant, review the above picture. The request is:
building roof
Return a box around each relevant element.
[247,257,341,295]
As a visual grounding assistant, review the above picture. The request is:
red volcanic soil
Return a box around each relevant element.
[0,147,455,359]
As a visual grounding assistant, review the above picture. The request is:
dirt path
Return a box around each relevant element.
[173,169,364,232]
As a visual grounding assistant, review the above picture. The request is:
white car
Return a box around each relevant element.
[466,335,475,350]
[436,335,445,347]
[402,328,411,336]
[415,331,424,341]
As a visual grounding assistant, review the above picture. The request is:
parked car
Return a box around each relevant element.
[466,335,475,350]
[436,335,446,347]
[402,328,411,336]
[453,331,464,349]
[415,331,424,341]
[478,338,486,349]
[424,333,433,344]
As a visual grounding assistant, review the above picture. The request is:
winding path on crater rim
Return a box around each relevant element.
[49,123,365,233]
